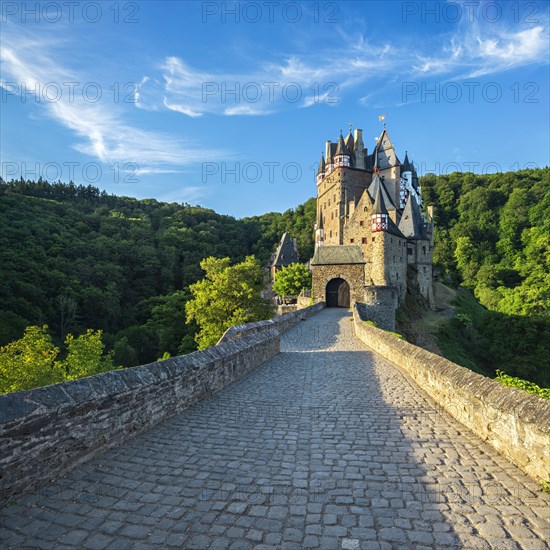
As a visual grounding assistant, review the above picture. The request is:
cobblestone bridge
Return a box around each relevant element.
[1,309,549,549]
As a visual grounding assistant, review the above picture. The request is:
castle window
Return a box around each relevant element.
[362,237,367,244]
[423,246,426,254]
[328,199,331,206]
[372,237,375,242]
[360,221,364,227]
[396,273,399,280]
[331,212,334,220]
[408,248,413,256]
[333,194,336,202]
[330,230,332,238]
[350,238,354,243]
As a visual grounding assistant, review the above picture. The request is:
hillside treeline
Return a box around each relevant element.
[0,178,316,368]
[421,167,549,386]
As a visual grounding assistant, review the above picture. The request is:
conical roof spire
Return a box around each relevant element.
[317,154,325,176]
[402,151,413,172]
[398,192,426,239]
[335,132,349,156]
[372,184,389,216]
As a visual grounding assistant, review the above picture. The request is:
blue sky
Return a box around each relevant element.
[1,0,549,217]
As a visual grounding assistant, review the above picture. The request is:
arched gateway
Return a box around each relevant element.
[325,278,350,308]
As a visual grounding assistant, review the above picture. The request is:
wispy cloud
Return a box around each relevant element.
[144,12,549,117]
[0,24,229,171]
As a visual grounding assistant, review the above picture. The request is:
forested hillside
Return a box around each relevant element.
[0,179,315,368]
[421,167,549,386]
[1,168,548,387]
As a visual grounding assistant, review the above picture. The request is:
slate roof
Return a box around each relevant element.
[317,155,325,175]
[311,245,365,265]
[398,193,427,239]
[270,233,299,267]
[335,134,349,157]
[371,185,406,239]
[368,174,396,210]
[402,152,413,172]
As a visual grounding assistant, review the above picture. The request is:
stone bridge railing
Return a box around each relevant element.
[0,303,324,502]
[353,303,550,483]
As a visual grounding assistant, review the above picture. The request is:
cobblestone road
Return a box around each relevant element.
[1,309,549,549]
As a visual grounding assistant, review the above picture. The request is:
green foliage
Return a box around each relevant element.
[495,370,550,400]
[364,320,378,327]
[422,167,550,318]
[186,256,274,350]
[423,168,550,387]
[541,481,550,494]
[62,329,114,381]
[0,326,62,393]
[0,325,115,394]
[273,263,312,297]
[388,331,404,339]
[437,291,550,386]
[0,178,314,370]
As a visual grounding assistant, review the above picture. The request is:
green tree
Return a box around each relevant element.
[0,325,63,393]
[273,263,312,296]
[62,329,115,380]
[186,256,274,350]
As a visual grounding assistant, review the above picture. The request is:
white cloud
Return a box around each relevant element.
[156,17,548,117]
[0,26,228,171]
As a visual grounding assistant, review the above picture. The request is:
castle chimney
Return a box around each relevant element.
[325,140,332,161]
[354,128,366,170]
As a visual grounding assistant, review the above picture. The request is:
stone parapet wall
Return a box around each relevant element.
[0,302,325,502]
[217,302,325,344]
[0,335,264,501]
[353,304,550,482]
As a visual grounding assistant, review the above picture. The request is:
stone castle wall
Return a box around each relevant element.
[0,304,324,502]
[359,288,399,331]
[366,233,407,301]
[311,264,365,304]
[317,167,372,245]
[353,305,550,482]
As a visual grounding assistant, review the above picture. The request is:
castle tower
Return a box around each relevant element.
[315,211,325,247]
[368,186,407,299]
[399,152,422,209]
[316,154,325,186]
[372,129,401,206]
[311,124,432,314]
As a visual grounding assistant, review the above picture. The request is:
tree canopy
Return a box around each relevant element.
[273,263,312,297]
[185,256,274,349]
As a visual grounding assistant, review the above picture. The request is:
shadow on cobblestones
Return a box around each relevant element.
[1,309,548,549]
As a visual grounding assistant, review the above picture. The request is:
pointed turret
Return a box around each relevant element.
[316,154,325,185]
[315,211,325,247]
[371,183,405,237]
[334,132,351,167]
[398,192,426,239]
[402,151,413,173]
[371,186,389,232]
[368,173,396,211]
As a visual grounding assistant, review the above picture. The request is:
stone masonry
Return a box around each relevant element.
[1,309,548,549]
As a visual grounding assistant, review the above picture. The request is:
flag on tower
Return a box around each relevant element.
[378,114,386,121]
